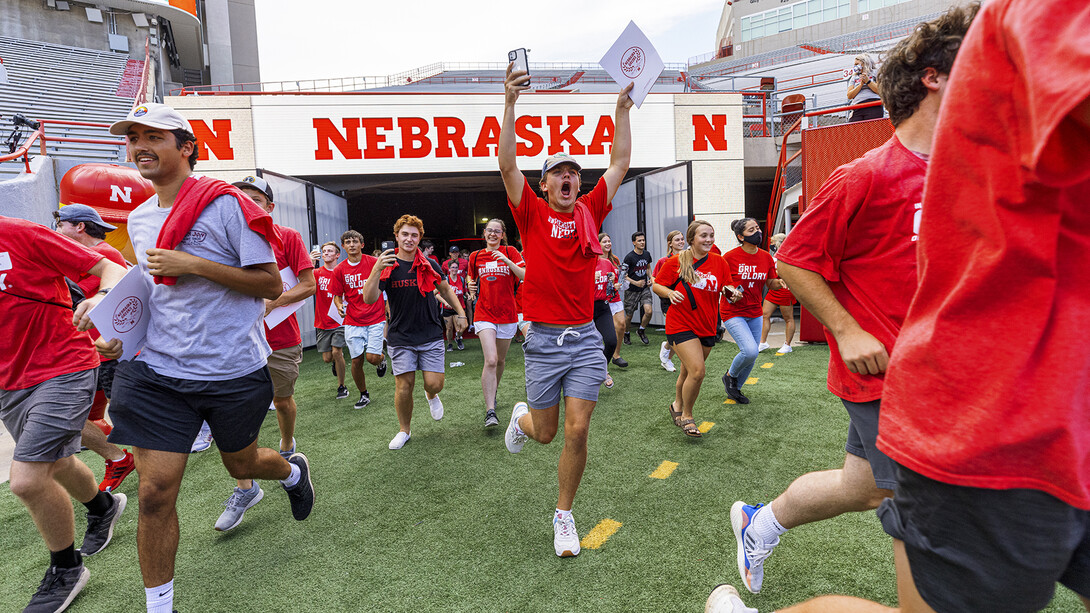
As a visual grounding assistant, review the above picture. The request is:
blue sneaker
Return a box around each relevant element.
[730,501,779,594]
[190,422,213,453]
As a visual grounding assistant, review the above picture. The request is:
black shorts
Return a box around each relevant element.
[666,330,716,348]
[842,398,897,491]
[97,359,118,398]
[879,464,1090,612]
[107,360,274,454]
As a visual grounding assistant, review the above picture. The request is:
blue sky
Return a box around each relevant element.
[255,0,725,83]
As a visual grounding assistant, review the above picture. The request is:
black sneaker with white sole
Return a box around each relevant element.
[80,492,126,556]
[456,338,465,351]
[376,359,387,378]
[637,328,650,345]
[24,564,89,613]
[336,385,349,400]
[623,332,631,345]
[282,453,314,521]
[354,392,370,409]
[485,409,499,427]
[722,372,751,404]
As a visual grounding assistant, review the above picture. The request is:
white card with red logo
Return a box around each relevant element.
[264,266,304,329]
[327,298,344,325]
[87,265,151,361]
[598,20,665,109]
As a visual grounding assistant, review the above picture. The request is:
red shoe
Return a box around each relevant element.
[98,450,135,492]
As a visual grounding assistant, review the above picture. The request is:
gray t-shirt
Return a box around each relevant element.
[127,192,276,380]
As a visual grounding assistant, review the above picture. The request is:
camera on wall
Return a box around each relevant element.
[11,114,41,130]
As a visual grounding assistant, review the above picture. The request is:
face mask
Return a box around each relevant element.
[743,231,763,246]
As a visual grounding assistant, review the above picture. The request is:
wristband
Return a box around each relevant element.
[96,287,111,296]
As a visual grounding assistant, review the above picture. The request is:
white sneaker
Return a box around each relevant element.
[778,344,792,353]
[190,422,213,453]
[659,341,671,363]
[388,431,410,450]
[553,513,581,557]
[427,395,444,420]
[505,402,530,453]
[757,342,770,352]
[705,584,758,613]
[663,360,676,372]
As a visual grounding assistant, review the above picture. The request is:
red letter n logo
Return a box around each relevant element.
[190,119,235,161]
[692,115,728,152]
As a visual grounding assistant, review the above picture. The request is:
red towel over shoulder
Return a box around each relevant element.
[379,248,443,296]
[153,175,283,285]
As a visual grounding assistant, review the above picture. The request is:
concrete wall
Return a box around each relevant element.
[0,157,58,226]
[227,0,260,84]
[0,0,146,59]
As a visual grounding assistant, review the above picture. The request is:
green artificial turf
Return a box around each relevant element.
[1,332,1084,612]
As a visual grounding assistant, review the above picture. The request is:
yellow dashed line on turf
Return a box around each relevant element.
[775,352,786,356]
[649,461,679,479]
[698,421,715,433]
[760,363,774,369]
[746,377,759,385]
[581,519,622,549]
[724,399,737,405]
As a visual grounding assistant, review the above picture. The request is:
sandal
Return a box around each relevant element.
[678,418,702,438]
[669,402,682,424]
[604,374,614,389]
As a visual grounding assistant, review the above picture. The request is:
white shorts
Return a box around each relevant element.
[474,320,517,340]
[344,322,385,359]
[517,313,530,332]
[609,301,624,316]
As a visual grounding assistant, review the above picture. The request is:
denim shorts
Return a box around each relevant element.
[523,322,607,409]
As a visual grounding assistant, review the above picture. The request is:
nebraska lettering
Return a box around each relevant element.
[314,115,616,161]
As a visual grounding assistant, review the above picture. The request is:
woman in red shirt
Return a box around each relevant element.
[593,235,622,388]
[720,218,787,404]
[759,232,796,354]
[599,232,628,370]
[466,219,525,427]
[440,259,468,351]
[653,230,686,372]
[653,220,738,438]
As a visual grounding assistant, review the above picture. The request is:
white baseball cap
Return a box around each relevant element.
[109,103,193,135]
[232,175,274,202]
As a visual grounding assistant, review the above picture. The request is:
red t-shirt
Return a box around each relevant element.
[77,241,128,360]
[657,253,734,338]
[329,256,386,327]
[263,226,314,351]
[313,265,341,330]
[468,246,523,324]
[442,256,469,285]
[879,0,1090,510]
[593,258,619,302]
[0,217,104,390]
[442,275,467,312]
[509,177,610,325]
[720,247,777,320]
[776,135,926,402]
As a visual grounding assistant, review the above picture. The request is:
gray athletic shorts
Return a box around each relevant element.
[315,327,346,353]
[523,322,607,409]
[879,464,1090,612]
[623,286,653,316]
[0,368,96,462]
[842,398,897,491]
[388,339,445,376]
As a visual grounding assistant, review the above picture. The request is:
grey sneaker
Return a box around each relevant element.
[24,564,89,613]
[215,484,264,532]
[283,453,314,521]
[279,438,297,460]
[81,492,126,556]
[484,409,499,427]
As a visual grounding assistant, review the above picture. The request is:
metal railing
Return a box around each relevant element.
[0,119,124,174]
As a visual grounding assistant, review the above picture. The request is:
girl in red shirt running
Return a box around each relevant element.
[599,232,628,369]
[720,218,787,404]
[653,230,686,372]
[760,232,796,354]
[653,220,738,438]
[466,219,525,427]
[593,235,622,388]
[440,260,468,351]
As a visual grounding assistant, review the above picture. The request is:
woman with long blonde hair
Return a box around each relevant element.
[652,220,738,438]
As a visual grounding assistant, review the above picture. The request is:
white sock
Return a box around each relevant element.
[280,463,301,488]
[555,508,572,521]
[109,450,127,462]
[146,580,174,613]
[754,505,787,542]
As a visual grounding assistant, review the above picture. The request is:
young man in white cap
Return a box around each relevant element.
[499,62,635,557]
[53,204,136,493]
[209,175,316,532]
[1,214,128,612]
[105,103,315,613]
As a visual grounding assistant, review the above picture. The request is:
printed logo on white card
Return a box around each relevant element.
[621,46,645,79]
[113,296,143,333]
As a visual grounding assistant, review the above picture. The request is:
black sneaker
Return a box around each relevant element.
[484,410,499,427]
[722,372,751,404]
[637,328,650,345]
[447,343,454,352]
[611,357,629,368]
[331,362,336,377]
[376,359,387,378]
[623,332,631,345]
[80,492,126,556]
[354,392,370,409]
[25,564,89,612]
[336,385,349,400]
[456,338,465,351]
[282,453,314,521]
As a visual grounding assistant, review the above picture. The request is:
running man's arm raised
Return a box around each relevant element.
[777,261,888,375]
[601,83,635,202]
[499,63,531,207]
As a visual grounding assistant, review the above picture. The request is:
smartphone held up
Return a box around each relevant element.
[508,48,530,87]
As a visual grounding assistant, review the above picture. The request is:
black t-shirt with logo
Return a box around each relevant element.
[379,257,447,346]
[623,249,653,293]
